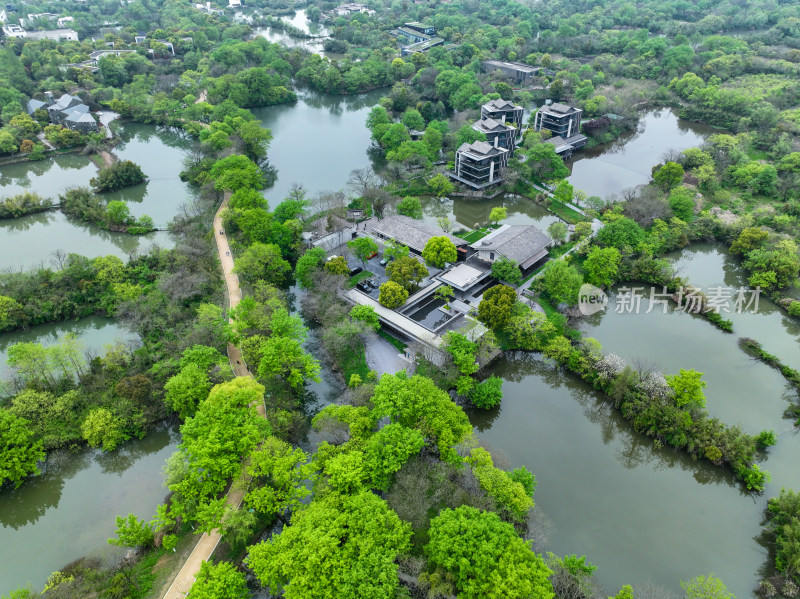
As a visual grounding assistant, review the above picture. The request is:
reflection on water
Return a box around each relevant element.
[567,109,716,199]
[0,425,179,595]
[420,193,561,232]
[252,88,386,202]
[471,354,780,596]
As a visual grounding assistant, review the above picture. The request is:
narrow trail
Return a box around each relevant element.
[160,192,263,599]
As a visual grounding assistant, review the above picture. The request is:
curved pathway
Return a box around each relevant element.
[160,193,261,598]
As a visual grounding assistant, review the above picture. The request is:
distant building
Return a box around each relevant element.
[31,92,97,132]
[396,26,429,43]
[402,21,435,36]
[0,10,8,23]
[335,2,374,16]
[2,23,26,37]
[371,214,467,256]
[25,28,79,41]
[400,36,444,56]
[544,133,588,158]
[534,102,582,138]
[56,16,74,28]
[194,2,223,15]
[451,141,509,190]
[481,98,524,138]
[228,0,241,6]
[481,60,540,83]
[470,224,552,270]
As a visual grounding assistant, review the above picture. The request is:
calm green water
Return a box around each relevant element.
[499,244,800,595]
[252,88,386,203]
[0,124,200,270]
[567,109,716,199]
[420,193,561,232]
[0,425,179,595]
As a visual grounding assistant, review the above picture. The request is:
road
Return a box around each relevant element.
[160,193,260,598]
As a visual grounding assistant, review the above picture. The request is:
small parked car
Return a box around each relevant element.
[367,251,378,259]
[349,266,363,276]
[379,257,389,266]
[356,282,370,292]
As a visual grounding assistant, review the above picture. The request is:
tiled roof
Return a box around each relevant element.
[372,214,466,254]
[471,224,551,265]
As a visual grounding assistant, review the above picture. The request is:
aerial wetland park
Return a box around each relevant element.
[0,0,800,598]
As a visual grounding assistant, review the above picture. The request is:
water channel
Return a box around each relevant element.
[0,122,200,271]
[1,92,792,597]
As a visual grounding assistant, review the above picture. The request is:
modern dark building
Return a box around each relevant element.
[403,21,435,36]
[481,60,540,83]
[472,117,516,153]
[533,102,582,138]
[534,102,587,156]
[481,98,524,139]
[29,92,97,132]
[450,141,509,189]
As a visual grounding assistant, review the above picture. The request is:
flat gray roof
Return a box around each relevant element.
[438,263,485,291]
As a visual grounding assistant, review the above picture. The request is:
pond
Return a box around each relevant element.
[0,425,179,596]
[567,108,717,200]
[0,123,199,271]
[252,88,386,203]
[468,243,800,596]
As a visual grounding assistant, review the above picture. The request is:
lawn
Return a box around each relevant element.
[458,224,500,243]
[378,329,407,351]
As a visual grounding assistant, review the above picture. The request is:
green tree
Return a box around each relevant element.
[490,256,522,285]
[378,281,409,308]
[106,200,131,225]
[666,369,707,409]
[370,373,471,464]
[681,575,735,599]
[396,196,423,219]
[470,376,503,409]
[108,513,154,548]
[246,492,411,599]
[729,227,768,255]
[547,221,568,245]
[187,561,249,599]
[90,161,147,192]
[347,236,379,266]
[401,108,425,131]
[0,410,45,488]
[526,142,569,181]
[363,423,425,491]
[489,206,507,224]
[653,161,685,191]
[540,261,583,305]
[584,247,621,288]
[324,256,350,275]
[350,305,380,330]
[245,436,313,518]
[294,247,327,289]
[425,506,554,599]
[210,155,265,191]
[596,217,646,250]
[164,364,212,419]
[478,284,517,329]
[553,180,574,204]
[428,172,454,197]
[234,242,291,287]
[386,255,429,291]
[422,236,458,268]
[668,187,696,221]
[435,285,454,304]
[257,336,321,388]
[82,407,128,451]
[0,295,25,332]
[383,240,410,261]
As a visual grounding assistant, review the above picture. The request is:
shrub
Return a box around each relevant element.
[470,376,503,409]
[378,281,408,308]
[90,160,147,192]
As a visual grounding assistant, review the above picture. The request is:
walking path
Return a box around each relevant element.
[160,193,261,599]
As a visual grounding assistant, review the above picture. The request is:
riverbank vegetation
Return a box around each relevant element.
[59,187,155,234]
[0,192,53,219]
[89,160,147,192]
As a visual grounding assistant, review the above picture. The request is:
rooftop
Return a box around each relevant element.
[437,263,486,291]
[457,140,508,158]
[545,102,580,115]
[471,224,552,268]
[482,59,540,74]
[483,98,521,112]
[472,117,513,134]
[371,214,467,254]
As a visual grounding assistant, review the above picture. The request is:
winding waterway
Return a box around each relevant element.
[1,94,793,597]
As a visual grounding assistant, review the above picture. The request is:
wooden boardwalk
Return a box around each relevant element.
[160,193,262,599]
